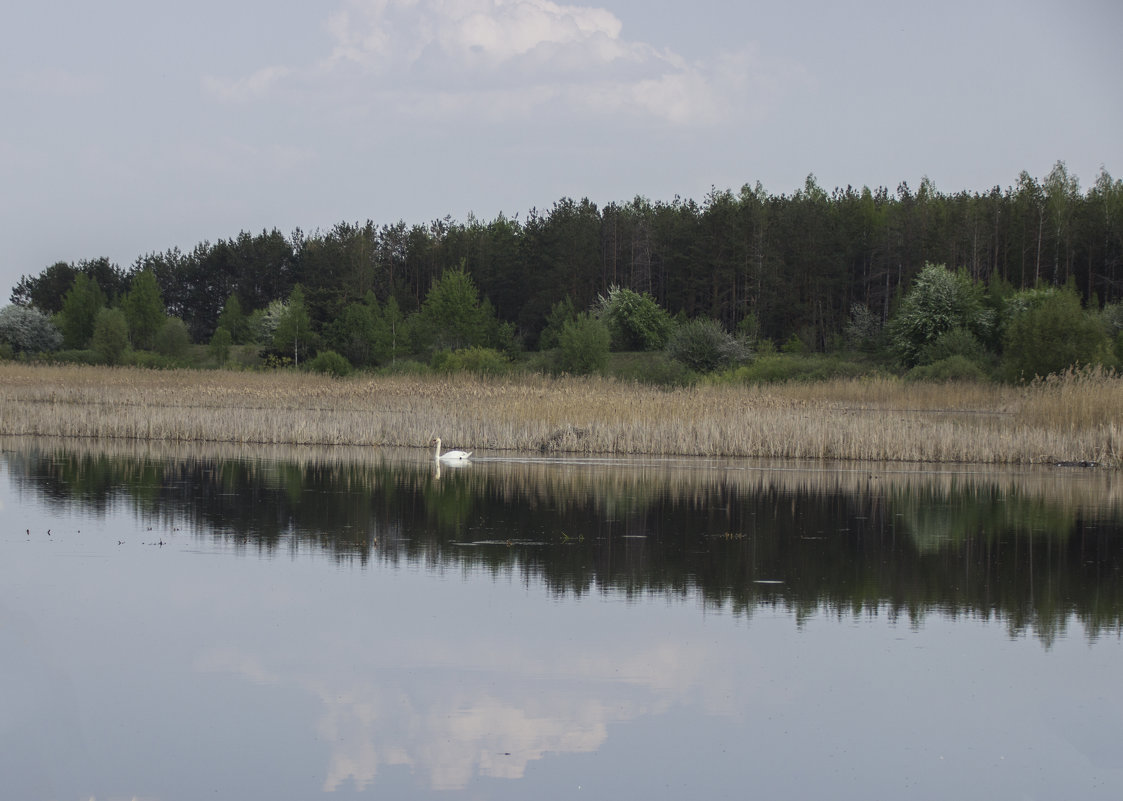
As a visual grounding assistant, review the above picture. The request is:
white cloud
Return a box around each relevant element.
[203,0,780,128]
[325,0,633,71]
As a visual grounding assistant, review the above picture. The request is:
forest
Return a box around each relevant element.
[4,161,1123,381]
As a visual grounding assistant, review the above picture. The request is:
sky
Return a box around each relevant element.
[2,0,1121,302]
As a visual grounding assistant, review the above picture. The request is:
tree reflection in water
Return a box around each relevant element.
[6,437,1121,647]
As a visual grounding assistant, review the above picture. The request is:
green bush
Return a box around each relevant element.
[538,296,578,350]
[715,354,876,384]
[124,350,180,369]
[262,353,293,370]
[1002,288,1111,381]
[555,313,610,375]
[376,359,431,377]
[888,264,994,366]
[607,352,696,387]
[596,286,673,351]
[431,346,509,376]
[780,333,809,354]
[307,349,352,377]
[209,327,233,366]
[905,355,989,383]
[666,318,748,372]
[154,317,192,358]
[90,307,129,365]
[45,349,101,365]
[918,326,989,366]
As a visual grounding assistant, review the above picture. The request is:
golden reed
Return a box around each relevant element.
[0,363,1118,467]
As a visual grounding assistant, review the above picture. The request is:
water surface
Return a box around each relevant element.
[2,439,1121,800]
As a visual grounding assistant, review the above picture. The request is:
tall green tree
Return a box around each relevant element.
[273,285,313,366]
[57,273,107,349]
[10,262,78,313]
[328,296,379,367]
[375,296,406,364]
[122,270,166,349]
[216,294,251,344]
[411,266,503,354]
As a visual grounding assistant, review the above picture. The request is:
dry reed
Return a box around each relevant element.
[0,363,1119,467]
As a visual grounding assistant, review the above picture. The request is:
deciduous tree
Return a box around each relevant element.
[57,274,106,349]
[273,285,313,366]
[90,308,129,364]
[122,270,166,349]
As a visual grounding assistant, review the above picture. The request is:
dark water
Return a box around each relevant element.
[2,439,1122,800]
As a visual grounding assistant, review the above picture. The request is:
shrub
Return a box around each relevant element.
[0,304,63,354]
[125,350,179,369]
[905,355,989,383]
[90,308,129,365]
[596,286,673,351]
[888,264,994,366]
[431,346,509,376]
[716,354,875,384]
[209,327,233,366]
[666,318,748,372]
[45,349,101,365]
[377,359,431,376]
[1002,288,1111,381]
[780,333,809,354]
[263,353,293,369]
[844,305,882,353]
[154,317,192,358]
[538,296,578,350]
[307,349,352,377]
[607,352,696,387]
[555,313,610,375]
[917,326,988,366]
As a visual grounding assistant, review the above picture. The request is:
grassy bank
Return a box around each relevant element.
[0,363,1119,466]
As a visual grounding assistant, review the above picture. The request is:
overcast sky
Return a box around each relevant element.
[2,0,1121,302]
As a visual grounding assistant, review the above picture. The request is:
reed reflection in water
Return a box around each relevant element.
[2,437,1121,799]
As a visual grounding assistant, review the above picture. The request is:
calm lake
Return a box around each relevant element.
[2,437,1121,800]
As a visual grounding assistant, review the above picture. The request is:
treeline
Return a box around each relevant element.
[5,163,1123,375]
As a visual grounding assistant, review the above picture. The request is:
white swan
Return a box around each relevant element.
[431,437,472,462]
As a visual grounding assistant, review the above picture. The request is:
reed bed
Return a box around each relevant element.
[0,363,1119,467]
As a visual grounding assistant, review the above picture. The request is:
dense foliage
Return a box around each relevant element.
[5,162,1123,378]
[0,305,62,354]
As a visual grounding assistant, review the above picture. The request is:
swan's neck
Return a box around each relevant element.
[433,438,442,459]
